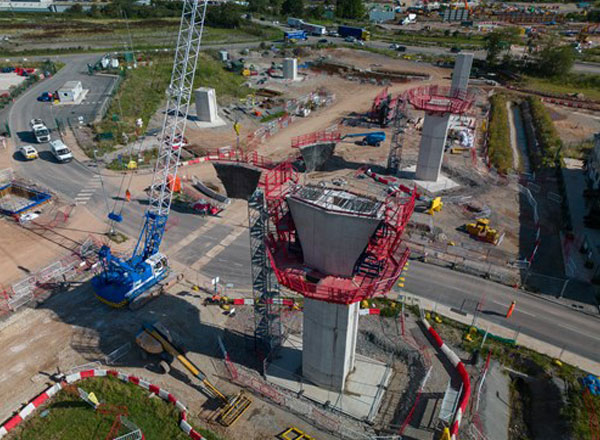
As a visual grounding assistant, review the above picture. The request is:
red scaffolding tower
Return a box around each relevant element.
[260,169,416,305]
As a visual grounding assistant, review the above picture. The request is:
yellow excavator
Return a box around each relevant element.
[465,218,502,245]
[136,322,251,427]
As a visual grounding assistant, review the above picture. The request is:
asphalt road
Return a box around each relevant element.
[400,261,600,362]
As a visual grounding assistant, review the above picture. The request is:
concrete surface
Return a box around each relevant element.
[303,299,359,392]
[0,72,26,92]
[266,334,391,420]
[287,191,381,277]
[402,165,460,193]
[299,142,336,172]
[414,113,451,182]
[479,361,509,440]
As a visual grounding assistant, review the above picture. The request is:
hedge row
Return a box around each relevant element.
[526,96,563,168]
[487,93,514,174]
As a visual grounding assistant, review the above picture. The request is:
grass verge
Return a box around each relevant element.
[6,376,223,440]
[487,93,514,174]
[521,74,600,101]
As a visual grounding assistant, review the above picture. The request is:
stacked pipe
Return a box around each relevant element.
[421,318,471,440]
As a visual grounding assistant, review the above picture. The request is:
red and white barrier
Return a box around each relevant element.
[359,308,381,315]
[0,369,205,440]
[422,318,471,440]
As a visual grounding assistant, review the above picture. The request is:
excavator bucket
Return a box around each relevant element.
[217,392,252,427]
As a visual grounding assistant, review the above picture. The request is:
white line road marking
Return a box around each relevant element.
[516,309,536,317]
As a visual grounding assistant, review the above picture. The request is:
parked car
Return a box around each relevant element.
[396,45,407,52]
[37,92,53,102]
[49,139,73,163]
[450,46,462,53]
[318,38,329,44]
[18,145,38,160]
[355,40,365,46]
[344,36,356,43]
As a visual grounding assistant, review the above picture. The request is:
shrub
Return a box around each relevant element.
[487,93,513,174]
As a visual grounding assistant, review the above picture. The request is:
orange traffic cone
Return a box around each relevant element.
[506,300,516,319]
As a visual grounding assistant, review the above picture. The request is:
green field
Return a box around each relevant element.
[522,74,600,101]
[95,52,251,152]
[6,376,223,440]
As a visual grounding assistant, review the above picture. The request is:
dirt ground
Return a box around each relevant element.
[547,104,600,146]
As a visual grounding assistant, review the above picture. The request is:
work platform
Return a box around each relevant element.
[265,334,391,421]
[0,183,52,216]
[400,165,460,193]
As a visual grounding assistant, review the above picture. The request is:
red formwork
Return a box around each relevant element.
[407,85,474,114]
[370,86,390,116]
[265,187,417,305]
[290,130,342,148]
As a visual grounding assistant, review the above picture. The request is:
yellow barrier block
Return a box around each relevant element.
[397,283,405,288]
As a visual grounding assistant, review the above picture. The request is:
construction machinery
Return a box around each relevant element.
[136,322,251,427]
[92,0,208,307]
[426,197,443,216]
[465,218,503,245]
[343,131,386,147]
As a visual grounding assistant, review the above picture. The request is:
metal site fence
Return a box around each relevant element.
[0,236,99,317]
[218,338,403,440]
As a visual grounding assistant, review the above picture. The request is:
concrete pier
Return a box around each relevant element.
[302,298,359,391]
[414,113,451,181]
[212,162,261,200]
[299,142,336,172]
[413,52,473,182]
[283,58,298,80]
[194,87,218,123]
[287,187,382,277]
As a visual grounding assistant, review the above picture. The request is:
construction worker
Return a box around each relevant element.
[125,189,131,202]
[506,300,516,319]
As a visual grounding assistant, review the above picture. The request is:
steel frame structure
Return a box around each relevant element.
[386,93,409,175]
[134,0,208,261]
[249,163,299,359]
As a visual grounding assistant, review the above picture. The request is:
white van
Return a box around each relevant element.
[49,139,73,163]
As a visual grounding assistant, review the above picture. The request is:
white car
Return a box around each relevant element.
[18,145,38,160]
[49,139,73,163]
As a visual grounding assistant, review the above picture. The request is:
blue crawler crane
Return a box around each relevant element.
[92,0,208,308]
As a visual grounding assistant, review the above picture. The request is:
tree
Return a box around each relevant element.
[282,0,304,17]
[335,0,364,19]
[206,4,242,28]
[532,40,575,78]
[248,0,269,13]
[485,27,520,66]
[66,3,83,14]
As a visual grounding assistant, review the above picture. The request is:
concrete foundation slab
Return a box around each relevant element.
[266,334,391,421]
[189,113,227,129]
[402,165,460,193]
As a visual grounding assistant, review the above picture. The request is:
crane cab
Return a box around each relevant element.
[146,253,168,278]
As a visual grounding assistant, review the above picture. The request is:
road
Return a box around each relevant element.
[400,260,600,362]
